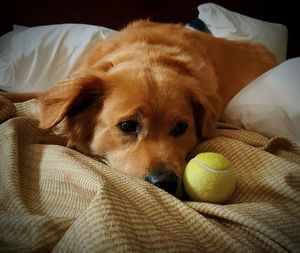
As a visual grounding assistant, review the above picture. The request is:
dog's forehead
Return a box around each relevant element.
[106,85,190,114]
[107,64,189,94]
[108,69,190,105]
[101,69,193,123]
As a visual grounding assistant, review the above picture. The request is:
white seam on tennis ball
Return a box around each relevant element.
[193,158,230,174]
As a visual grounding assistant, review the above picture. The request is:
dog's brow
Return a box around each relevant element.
[117,107,144,122]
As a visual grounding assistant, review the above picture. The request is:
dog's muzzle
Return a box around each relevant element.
[145,168,178,195]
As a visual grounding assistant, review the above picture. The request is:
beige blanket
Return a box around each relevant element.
[0,95,300,252]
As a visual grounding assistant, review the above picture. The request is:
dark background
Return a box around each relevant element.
[1,0,299,58]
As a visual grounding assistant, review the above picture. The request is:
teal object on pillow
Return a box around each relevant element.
[186,18,211,34]
[197,3,288,63]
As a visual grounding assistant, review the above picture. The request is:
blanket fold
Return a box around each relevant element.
[0,96,299,252]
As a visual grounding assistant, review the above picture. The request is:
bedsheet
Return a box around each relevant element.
[0,95,299,252]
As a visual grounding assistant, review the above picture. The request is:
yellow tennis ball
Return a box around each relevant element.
[183,152,236,203]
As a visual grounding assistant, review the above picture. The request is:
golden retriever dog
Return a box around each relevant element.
[1,20,276,195]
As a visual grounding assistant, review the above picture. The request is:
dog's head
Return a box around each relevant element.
[39,62,221,196]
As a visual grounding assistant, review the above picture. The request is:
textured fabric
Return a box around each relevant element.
[0,96,299,252]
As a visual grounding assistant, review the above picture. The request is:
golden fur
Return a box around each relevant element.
[1,20,276,193]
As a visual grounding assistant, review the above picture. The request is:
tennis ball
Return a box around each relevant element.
[183,152,236,203]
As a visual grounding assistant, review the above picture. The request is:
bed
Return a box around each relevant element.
[1,1,300,252]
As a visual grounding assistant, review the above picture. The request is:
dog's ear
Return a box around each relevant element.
[189,31,276,102]
[186,30,276,140]
[188,84,223,140]
[39,73,105,129]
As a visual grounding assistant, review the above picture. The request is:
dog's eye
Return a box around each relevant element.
[118,120,139,135]
[170,122,188,137]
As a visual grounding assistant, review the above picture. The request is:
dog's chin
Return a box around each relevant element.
[64,143,185,197]
[173,179,183,199]
[101,157,184,198]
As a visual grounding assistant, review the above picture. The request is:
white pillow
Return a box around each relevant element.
[0,24,115,92]
[0,7,288,93]
[222,58,300,146]
[198,3,288,63]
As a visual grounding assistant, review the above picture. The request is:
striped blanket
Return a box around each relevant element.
[0,95,299,252]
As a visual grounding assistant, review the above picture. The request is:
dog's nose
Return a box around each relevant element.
[145,169,178,195]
